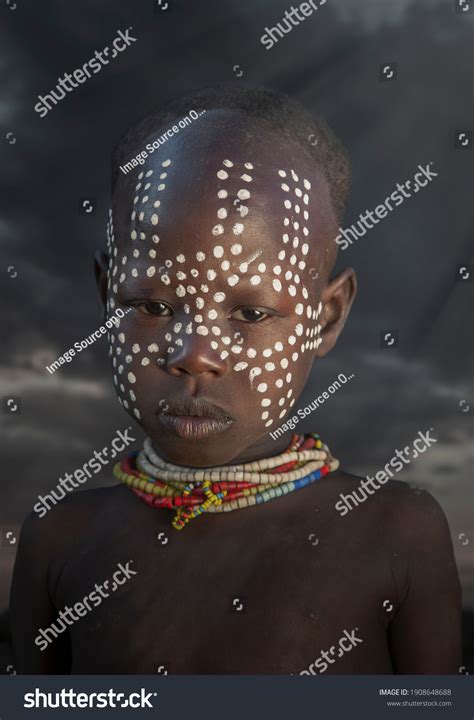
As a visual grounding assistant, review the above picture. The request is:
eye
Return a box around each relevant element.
[230,307,269,323]
[135,301,173,317]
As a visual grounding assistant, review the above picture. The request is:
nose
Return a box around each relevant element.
[165,329,228,378]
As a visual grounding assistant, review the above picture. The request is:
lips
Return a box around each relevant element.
[159,415,233,440]
[157,397,234,440]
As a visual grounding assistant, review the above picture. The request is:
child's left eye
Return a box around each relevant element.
[136,301,173,316]
[230,308,269,323]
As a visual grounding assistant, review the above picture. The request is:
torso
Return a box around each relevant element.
[49,473,409,674]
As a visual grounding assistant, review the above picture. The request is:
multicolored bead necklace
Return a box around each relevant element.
[113,433,339,530]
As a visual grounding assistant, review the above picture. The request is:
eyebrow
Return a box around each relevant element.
[120,286,158,298]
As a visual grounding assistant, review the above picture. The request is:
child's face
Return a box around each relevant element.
[99,113,354,466]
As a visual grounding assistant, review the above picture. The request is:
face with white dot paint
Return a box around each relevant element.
[97,111,356,466]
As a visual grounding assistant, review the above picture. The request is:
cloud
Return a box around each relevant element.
[330,0,428,31]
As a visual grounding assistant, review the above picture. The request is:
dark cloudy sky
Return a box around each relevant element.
[1,0,473,631]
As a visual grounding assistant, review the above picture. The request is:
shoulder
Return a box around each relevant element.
[19,484,131,553]
[331,469,453,547]
[374,476,451,542]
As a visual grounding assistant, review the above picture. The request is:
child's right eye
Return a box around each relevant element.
[135,301,173,317]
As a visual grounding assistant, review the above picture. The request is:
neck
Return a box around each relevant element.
[225,429,295,465]
[149,428,297,469]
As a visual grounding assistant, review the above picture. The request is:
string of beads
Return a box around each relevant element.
[113,432,339,530]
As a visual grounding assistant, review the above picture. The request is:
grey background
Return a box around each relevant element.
[0,0,473,670]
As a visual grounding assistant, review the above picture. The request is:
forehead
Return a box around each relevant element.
[113,111,335,264]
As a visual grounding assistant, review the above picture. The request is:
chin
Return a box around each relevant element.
[155,444,238,468]
[144,417,247,467]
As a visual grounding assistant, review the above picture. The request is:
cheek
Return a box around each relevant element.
[239,311,321,430]
[107,315,168,422]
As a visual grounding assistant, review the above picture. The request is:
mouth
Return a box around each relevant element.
[157,397,234,440]
[160,416,234,440]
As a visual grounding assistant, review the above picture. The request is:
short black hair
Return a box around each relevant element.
[112,85,350,222]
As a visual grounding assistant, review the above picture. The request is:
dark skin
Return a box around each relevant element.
[10,111,461,673]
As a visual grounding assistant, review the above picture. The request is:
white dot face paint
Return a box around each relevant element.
[105,157,321,441]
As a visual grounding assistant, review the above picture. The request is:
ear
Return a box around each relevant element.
[94,250,109,319]
[316,267,357,358]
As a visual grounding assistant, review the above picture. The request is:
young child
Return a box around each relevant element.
[10,87,461,674]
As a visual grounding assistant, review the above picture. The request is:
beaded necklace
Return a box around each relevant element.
[113,432,339,530]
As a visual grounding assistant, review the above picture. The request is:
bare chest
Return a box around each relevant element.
[53,508,397,674]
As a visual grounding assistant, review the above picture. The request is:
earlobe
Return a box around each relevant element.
[316,267,357,358]
[94,250,109,315]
